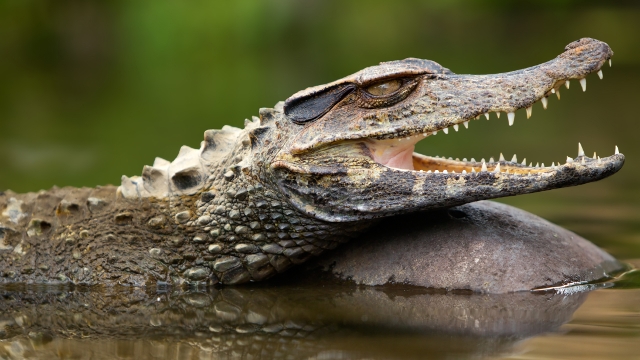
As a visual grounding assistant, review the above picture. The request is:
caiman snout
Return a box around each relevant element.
[432,37,613,127]
[564,37,613,57]
[555,37,613,79]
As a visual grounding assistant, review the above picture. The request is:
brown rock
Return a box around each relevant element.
[315,201,622,293]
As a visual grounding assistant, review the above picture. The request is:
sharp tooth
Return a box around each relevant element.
[551,88,555,94]
[475,115,480,120]
[448,157,453,160]
[481,161,487,172]
[481,158,486,163]
[507,112,515,126]
[580,78,587,92]
[615,145,619,155]
[521,158,526,165]
[490,157,495,163]
[566,156,573,163]
[443,128,449,134]
[496,112,501,119]
[552,162,555,167]
[556,89,561,99]
[463,158,468,161]
[597,157,602,164]
[529,162,533,167]
[452,170,456,173]
[593,152,597,159]
[541,97,548,109]
[435,170,439,173]
[471,158,476,162]
[432,131,437,135]
[462,170,467,174]
[428,170,432,173]
[494,163,501,173]
[499,153,505,162]
[484,113,490,120]
[455,158,460,161]
[463,121,469,129]
[541,163,545,168]
[565,80,570,89]
[578,142,584,157]
[609,59,612,67]
[420,170,424,172]
[453,124,459,132]
[597,70,603,79]
[535,162,539,168]
[526,106,532,119]
[443,170,448,174]
[423,133,427,137]
[511,154,517,163]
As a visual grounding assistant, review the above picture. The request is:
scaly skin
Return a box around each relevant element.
[0,38,624,286]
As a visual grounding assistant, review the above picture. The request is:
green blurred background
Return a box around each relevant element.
[1,0,639,256]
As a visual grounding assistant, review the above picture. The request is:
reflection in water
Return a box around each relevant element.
[0,284,590,359]
[498,286,640,360]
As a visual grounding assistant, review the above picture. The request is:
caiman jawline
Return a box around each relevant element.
[365,61,619,175]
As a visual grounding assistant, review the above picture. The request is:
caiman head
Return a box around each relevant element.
[259,38,623,222]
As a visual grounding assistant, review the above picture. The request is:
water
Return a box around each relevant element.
[0,267,639,359]
[1,1,640,359]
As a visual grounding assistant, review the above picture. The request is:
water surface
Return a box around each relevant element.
[0,233,638,359]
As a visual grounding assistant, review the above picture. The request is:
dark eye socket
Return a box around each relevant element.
[365,79,402,96]
[284,84,356,124]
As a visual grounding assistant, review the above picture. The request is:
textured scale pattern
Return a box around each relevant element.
[0,112,363,286]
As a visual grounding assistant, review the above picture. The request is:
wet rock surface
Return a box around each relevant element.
[311,201,623,293]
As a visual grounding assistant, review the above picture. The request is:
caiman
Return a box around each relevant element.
[0,38,624,286]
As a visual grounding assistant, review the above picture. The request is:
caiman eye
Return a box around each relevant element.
[365,79,402,96]
[358,77,419,109]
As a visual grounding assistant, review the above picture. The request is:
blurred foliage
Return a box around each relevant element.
[0,0,639,256]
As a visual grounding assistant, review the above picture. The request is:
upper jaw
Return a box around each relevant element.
[288,39,613,155]
[371,38,613,142]
[445,38,612,120]
[356,38,618,177]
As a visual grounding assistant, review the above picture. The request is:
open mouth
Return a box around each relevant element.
[365,61,618,175]
[276,39,622,221]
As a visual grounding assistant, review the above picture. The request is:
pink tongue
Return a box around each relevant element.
[366,140,416,170]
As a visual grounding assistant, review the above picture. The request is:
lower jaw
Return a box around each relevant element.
[411,153,550,175]
[366,139,549,175]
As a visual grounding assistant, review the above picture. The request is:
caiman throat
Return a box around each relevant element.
[0,38,624,286]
